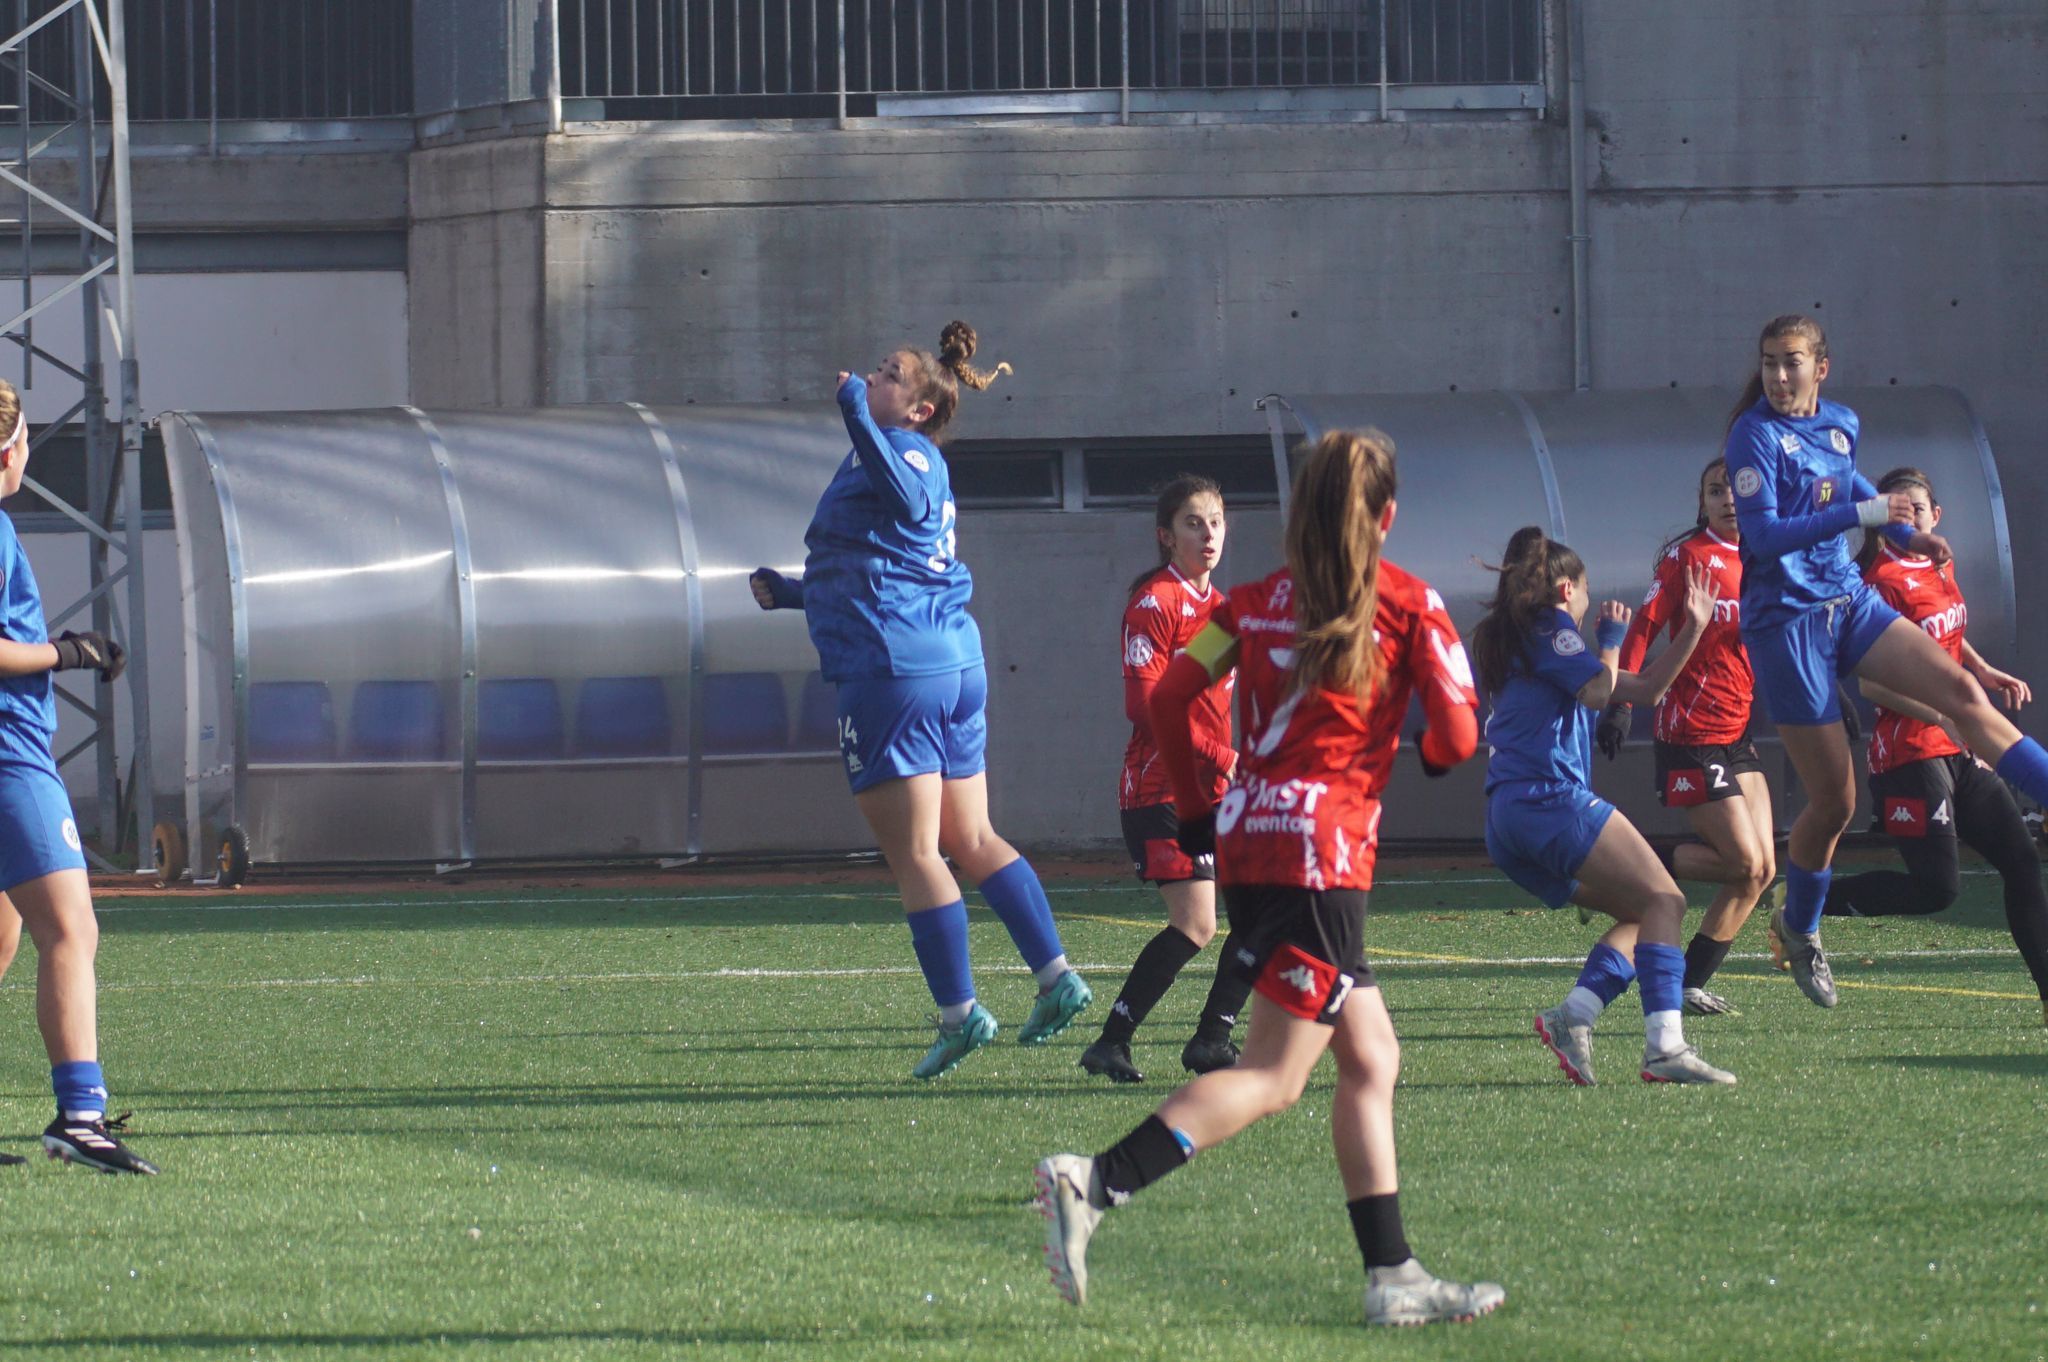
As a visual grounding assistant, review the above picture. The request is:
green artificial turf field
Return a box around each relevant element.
[0,864,2042,1360]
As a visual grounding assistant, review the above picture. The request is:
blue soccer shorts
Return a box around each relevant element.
[833,665,989,795]
[0,758,87,891]
[1746,583,1899,726]
[1485,781,1616,910]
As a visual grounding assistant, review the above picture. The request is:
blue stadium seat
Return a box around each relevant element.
[349,680,448,761]
[478,678,565,760]
[576,676,672,757]
[795,672,838,751]
[703,672,790,755]
[246,681,337,762]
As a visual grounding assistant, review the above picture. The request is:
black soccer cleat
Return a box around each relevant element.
[43,1114,159,1176]
[0,1152,24,1167]
[1181,1034,1241,1075]
[1078,1038,1144,1084]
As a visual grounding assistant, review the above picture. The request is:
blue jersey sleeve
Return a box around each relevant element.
[1727,416,1860,558]
[1528,619,1605,700]
[1848,470,1917,547]
[837,375,941,522]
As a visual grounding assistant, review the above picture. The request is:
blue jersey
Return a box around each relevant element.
[1725,396,1885,633]
[0,512,57,769]
[801,377,982,683]
[1484,607,1603,794]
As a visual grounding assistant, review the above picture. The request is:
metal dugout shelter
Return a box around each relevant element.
[1260,386,2015,840]
[160,403,872,878]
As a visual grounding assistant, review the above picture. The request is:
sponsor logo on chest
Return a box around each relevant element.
[1918,599,1967,639]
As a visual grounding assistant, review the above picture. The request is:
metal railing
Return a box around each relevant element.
[559,0,1543,119]
[7,0,410,126]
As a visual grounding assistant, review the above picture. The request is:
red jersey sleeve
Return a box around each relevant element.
[1120,586,1180,732]
[1618,548,1683,675]
[1407,584,1481,769]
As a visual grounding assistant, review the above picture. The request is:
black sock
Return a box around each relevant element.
[1348,1192,1412,1271]
[1092,1114,1191,1209]
[1682,932,1732,990]
[1100,927,1203,1045]
[1192,936,1254,1042]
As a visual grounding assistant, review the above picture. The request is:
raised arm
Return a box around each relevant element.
[1727,422,1915,558]
[1611,563,1715,706]
[837,373,935,522]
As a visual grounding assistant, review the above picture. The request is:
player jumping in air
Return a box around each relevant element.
[1079,475,1253,1084]
[1474,526,1737,1085]
[1036,429,1505,1328]
[1821,467,2048,1022]
[1724,314,2048,1009]
[750,323,1090,1079]
[0,379,156,1173]
[1597,458,1777,1016]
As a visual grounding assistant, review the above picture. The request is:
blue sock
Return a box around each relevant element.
[906,901,975,1008]
[1996,737,2048,807]
[51,1060,108,1119]
[1575,942,1636,1006]
[979,857,1065,974]
[1636,942,1685,1017]
[1784,861,1831,937]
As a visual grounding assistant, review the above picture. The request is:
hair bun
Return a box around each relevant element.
[939,320,977,364]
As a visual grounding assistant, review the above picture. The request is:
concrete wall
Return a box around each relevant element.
[405,0,2042,847]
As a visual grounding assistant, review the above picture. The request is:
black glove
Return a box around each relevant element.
[749,568,804,611]
[1597,703,1632,761]
[1414,730,1452,778]
[1838,686,1862,744]
[51,630,125,681]
[1177,811,1216,859]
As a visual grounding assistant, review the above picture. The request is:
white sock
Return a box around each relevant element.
[1033,955,1070,990]
[939,1000,976,1027]
[1559,987,1604,1028]
[62,1109,104,1124]
[1645,1010,1685,1056]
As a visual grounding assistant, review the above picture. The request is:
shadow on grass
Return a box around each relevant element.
[96,893,917,938]
[0,1326,983,1352]
[1889,1053,2046,1075]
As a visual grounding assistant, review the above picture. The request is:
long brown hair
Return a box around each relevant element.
[1856,466,1937,570]
[1470,526,1588,696]
[1728,313,1828,432]
[901,319,1011,443]
[1284,429,1397,705]
[1127,473,1225,599]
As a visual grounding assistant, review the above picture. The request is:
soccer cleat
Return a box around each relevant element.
[1364,1258,1506,1326]
[1640,1044,1737,1085]
[1770,906,1838,1008]
[1533,1006,1595,1086]
[42,1114,159,1175]
[1180,1033,1241,1074]
[1682,987,1739,1016]
[1018,970,1093,1046]
[0,1152,23,1167]
[912,1004,998,1080]
[1078,1038,1143,1084]
[1033,1153,1103,1307]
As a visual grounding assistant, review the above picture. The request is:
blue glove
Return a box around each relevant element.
[750,568,804,611]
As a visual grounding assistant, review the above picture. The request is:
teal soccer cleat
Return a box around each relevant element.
[1017,970,1093,1046]
[912,1004,998,1080]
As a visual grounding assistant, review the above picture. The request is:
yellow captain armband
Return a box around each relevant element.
[1182,622,1240,682]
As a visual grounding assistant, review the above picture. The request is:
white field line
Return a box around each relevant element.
[95,947,2026,994]
[92,868,2004,916]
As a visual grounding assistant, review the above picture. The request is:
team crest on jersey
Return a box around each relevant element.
[1735,466,1762,497]
[1812,476,1839,508]
[1642,580,1662,606]
[1830,429,1851,454]
[1125,633,1155,668]
[1552,630,1585,657]
[903,450,930,473]
[61,818,80,852]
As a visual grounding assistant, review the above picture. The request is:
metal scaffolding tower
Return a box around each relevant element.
[0,0,150,870]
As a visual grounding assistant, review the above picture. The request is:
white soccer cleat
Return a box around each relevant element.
[1534,1006,1596,1086]
[1033,1153,1102,1307]
[1365,1258,1506,1326]
[1640,1044,1737,1085]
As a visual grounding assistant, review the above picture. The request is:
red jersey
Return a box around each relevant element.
[1864,543,1966,774]
[1615,528,1751,745]
[1120,565,1236,809]
[1211,561,1477,891]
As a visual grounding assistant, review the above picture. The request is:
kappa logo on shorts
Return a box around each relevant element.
[902,450,930,473]
[1552,630,1585,657]
[1278,964,1317,993]
[60,818,79,852]
[1830,429,1851,454]
[1665,769,1708,808]
[1884,797,1928,837]
[1125,633,1155,669]
[1258,944,1339,1020]
[1735,466,1763,497]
